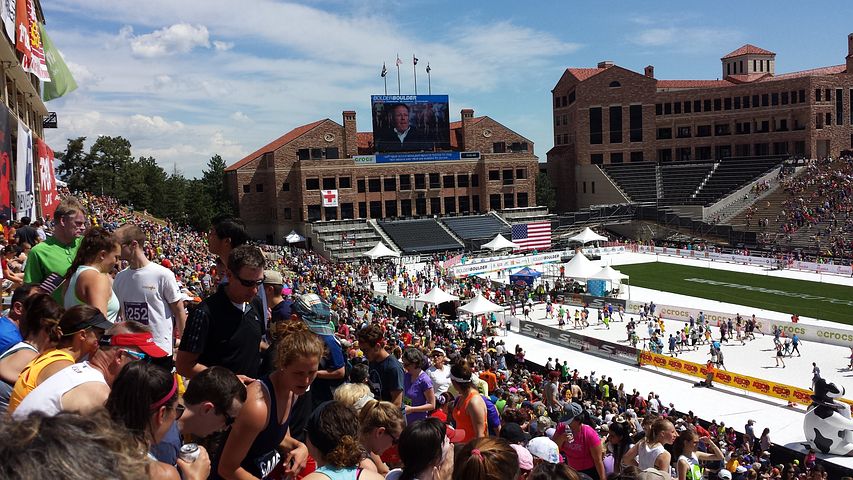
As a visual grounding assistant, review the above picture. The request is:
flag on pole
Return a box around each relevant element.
[380,62,387,78]
[41,23,78,101]
[511,221,552,251]
[426,63,431,73]
[413,55,418,65]
[395,54,402,66]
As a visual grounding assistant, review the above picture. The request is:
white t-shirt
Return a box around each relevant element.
[113,262,182,354]
[427,364,451,396]
[13,361,107,419]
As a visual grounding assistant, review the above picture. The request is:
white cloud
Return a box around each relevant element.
[231,111,251,123]
[629,24,743,54]
[212,40,233,52]
[129,23,210,58]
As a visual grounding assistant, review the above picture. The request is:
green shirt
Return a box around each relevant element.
[23,235,81,302]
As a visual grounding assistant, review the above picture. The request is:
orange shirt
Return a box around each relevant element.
[452,389,487,443]
[479,370,498,392]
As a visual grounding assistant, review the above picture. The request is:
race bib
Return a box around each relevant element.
[255,449,281,479]
[124,302,150,324]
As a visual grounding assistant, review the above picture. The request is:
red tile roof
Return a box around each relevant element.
[770,64,846,80]
[725,73,772,84]
[656,79,733,90]
[225,119,328,172]
[722,44,775,59]
[567,67,607,81]
[357,132,372,149]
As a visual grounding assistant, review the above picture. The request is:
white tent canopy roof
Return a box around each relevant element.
[588,265,629,282]
[481,234,519,251]
[566,227,608,244]
[458,294,504,315]
[363,242,400,259]
[416,287,459,305]
[285,230,306,244]
[561,252,601,279]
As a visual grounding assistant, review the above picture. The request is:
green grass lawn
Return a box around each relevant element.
[617,262,853,325]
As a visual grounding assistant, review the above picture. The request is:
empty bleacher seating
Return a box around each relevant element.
[378,219,463,254]
[660,162,714,204]
[312,219,385,261]
[600,162,657,203]
[690,156,785,206]
[442,215,510,241]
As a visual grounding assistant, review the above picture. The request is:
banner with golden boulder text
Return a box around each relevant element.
[638,350,853,406]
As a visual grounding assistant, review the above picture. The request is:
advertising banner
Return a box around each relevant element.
[638,349,852,406]
[518,320,638,363]
[15,122,34,220]
[450,251,562,278]
[626,301,853,347]
[36,139,59,218]
[371,95,450,153]
[0,105,11,217]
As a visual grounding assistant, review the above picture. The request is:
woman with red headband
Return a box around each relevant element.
[106,361,211,480]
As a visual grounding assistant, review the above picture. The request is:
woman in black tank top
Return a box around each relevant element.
[215,327,325,479]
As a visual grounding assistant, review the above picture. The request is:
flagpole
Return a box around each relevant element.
[396,53,401,94]
[413,55,418,95]
[427,63,432,94]
[384,75,387,95]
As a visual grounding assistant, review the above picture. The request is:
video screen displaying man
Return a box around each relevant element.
[372,95,450,153]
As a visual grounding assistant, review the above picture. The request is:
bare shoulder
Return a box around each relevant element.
[237,381,270,430]
[149,461,181,480]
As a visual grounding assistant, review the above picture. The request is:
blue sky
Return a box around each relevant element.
[40,0,853,177]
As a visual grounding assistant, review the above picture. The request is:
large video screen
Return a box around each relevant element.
[371,95,450,153]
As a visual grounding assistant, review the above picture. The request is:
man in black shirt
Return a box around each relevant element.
[177,245,266,381]
[358,324,403,407]
[15,216,39,247]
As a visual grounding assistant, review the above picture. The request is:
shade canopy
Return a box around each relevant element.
[481,234,519,251]
[363,242,401,259]
[416,287,459,305]
[285,230,306,244]
[566,227,608,244]
[562,252,601,279]
[588,265,629,282]
[458,294,504,315]
[509,267,543,287]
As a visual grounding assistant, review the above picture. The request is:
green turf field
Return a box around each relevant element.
[616,262,853,325]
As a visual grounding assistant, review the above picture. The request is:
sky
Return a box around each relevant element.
[40,0,853,178]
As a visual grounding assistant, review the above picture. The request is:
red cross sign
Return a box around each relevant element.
[321,189,338,207]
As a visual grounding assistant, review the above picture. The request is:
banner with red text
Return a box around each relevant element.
[36,139,58,218]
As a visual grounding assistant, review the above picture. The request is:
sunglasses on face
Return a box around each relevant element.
[234,274,265,287]
[385,430,399,445]
[119,349,149,362]
[174,403,185,420]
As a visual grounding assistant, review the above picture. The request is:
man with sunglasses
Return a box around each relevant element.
[13,321,168,419]
[23,197,87,303]
[177,245,266,381]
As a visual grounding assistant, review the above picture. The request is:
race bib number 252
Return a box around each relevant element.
[124,302,150,324]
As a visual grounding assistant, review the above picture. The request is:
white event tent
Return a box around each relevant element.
[561,252,601,280]
[416,287,459,305]
[458,294,504,315]
[285,230,306,244]
[566,227,608,244]
[363,242,400,260]
[481,234,519,252]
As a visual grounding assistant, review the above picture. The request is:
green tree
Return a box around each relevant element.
[87,136,133,197]
[536,171,556,210]
[55,137,90,192]
[202,154,232,217]
[186,178,214,231]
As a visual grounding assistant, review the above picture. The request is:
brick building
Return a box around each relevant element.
[548,34,853,211]
[225,107,538,242]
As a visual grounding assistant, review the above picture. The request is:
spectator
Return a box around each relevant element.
[7,305,112,413]
[333,382,373,412]
[427,347,451,396]
[553,402,606,480]
[673,429,724,480]
[293,293,345,408]
[0,284,39,356]
[357,399,405,475]
[24,197,87,301]
[386,417,455,480]
[358,324,404,407]
[301,400,385,480]
[112,224,186,370]
[528,462,581,480]
[402,347,435,424]
[177,245,266,380]
[452,436,519,480]
[623,418,677,474]
[2,246,24,290]
[178,366,247,439]
[263,269,291,323]
[14,216,39,248]
[13,322,167,418]
[63,226,121,323]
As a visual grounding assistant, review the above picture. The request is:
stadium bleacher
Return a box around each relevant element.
[378,219,463,254]
[600,162,657,204]
[310,219,387,261]
[689,156,786,206]
[441,214,510,241]
[660,162,714,204]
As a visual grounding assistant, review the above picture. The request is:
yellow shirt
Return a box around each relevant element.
[8,349,75,414]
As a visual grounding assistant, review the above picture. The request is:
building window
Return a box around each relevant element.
[243,184,250,193]
[589,107,602,144]
[826,113,832,126]
[502,169,514,185]
[609,81,621,88]
[697,125,711,137]
[664,103,672,115]
[339,177,351,189]
[693,100,701,112]
[458,174,469,187]
[714,124,731,136]
[771,93,779,106]
[826,89,832,101]
[724,97,732,110]
[283,208,291,219]
[657,128,672,140]
[568,90,576,104]
[590,154,604,165]
[322,177,336,190]
[400,199,412,217]
[341,203,354,219]
[582,182,586,194]
[629,105,643,142]
[324,206,338,221]
[306,178,320,190]
[429,173,440,189]
[307,205,321,222]
[684,101,691,113]
[743,96,750,108]
[502,193,514,209]
[677,126,691,138]
[471,174,479,187]
[696,146,711,160]
[369,201,382,218]
[673,102,681,114]
[384,177,396,191]
[591,182,595,194]
[282,182,290,191]
[428,198,440,216]
[655,104,663,115]
[472,195,480,212]
[443,175,455,188]
[799,90,806,103]
[368,178,381,192]
[517,192,528,208]
[385,200,397,218]
[325,147,339,159]
[458,196,469,213]
[358,202,367,218]
[630,151,644,162]
[255,184,263,193]
[657,149,672,162]
[488,170,500,181]
[489,194,501,210]
[493,142,506,153]
[815,89,822,102]
[677,147,691,161]
[609,105,622,143]
[703,99,712,111]
[415,198,426,215]
[399,174,411,190]
[516,168,527,180]
[734,97,741,109]
[357,179,366,193]
[836,89,843,125]
[297,149,310,161]
[415,174,426,190]
[713,99,722,111]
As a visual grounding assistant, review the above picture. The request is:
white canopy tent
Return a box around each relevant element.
[416,287,459,305]
[588,265,629,281]
[561,252,601,279]
[458,294,504,315]
[285,230,306,244]
[363,242,401,260]
[481,234,519,252]
[566,227,608,244]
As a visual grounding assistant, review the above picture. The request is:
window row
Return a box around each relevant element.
[296,147,340,161]
[554,90,576,109]
[655,90,807,116]
[654,117,807,140]
[492,141,530,153]
[487,168,528,184]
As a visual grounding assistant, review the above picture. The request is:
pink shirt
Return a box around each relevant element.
[557,422,600,471]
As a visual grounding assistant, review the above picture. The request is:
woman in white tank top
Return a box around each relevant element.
[623,418,677,472]
[63,227,121,323]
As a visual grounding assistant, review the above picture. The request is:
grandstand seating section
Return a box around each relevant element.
[311,219,385,261]
[600,162,657,204]
[689,156,785,206]
[378,219,463,254]
[442,214,510,241]
[660,163,714,204]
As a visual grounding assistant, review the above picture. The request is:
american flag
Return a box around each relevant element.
[511,221,552,251]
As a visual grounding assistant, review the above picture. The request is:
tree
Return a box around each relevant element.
[201,154,232,217]
[536,172,556,210]
[87,136,133,197]
[55,137,89,192]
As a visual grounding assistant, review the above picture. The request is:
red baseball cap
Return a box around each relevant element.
[102,332,168,358]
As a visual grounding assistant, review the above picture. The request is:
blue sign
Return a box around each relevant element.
[372,151,479,164]
[372,95,449,103]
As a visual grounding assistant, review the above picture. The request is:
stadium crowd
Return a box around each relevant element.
[0,192,843,480]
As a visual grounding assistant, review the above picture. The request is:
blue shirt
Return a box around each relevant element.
[0,316,22,355]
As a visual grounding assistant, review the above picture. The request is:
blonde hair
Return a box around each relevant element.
[334,383,372,410]
[274,326,325,369]
[358,399,405,437]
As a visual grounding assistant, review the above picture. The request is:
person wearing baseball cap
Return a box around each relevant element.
[553,401,606,480]
[14,321,165,419]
